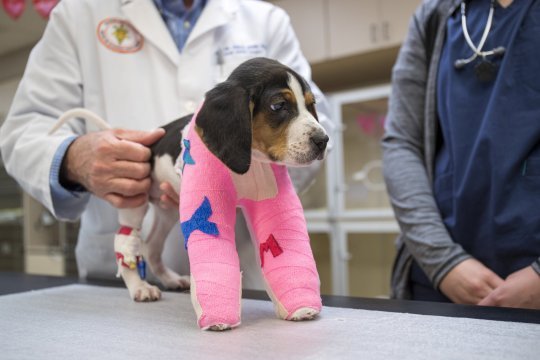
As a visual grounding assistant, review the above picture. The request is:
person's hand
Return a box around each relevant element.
[478,266,540,309]
[61,128,165,208]
[439,258,504,305]
[158,181,179,209]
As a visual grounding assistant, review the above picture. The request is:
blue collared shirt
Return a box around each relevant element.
[153,0,207,52]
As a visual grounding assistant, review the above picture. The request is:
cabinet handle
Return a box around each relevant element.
[382,21,390,42]
[370,23,378,43]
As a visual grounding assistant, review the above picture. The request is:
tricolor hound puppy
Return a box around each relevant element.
[51,59,329,325]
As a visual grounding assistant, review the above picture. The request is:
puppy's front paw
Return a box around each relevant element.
[206,324,232,331]
[288,307,320,321]
[130,281,161,302]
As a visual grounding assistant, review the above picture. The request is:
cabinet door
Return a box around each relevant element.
[270,0,328,63]
[380,0,421,46]
[328,0,380,58]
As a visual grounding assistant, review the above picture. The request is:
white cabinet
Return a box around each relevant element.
[379,0,421,46]
[328,0,420,58]
[327,0,380,58]
[270,0,329,63]
[269,0,420,62]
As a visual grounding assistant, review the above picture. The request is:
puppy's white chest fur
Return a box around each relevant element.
[230,159,278,201]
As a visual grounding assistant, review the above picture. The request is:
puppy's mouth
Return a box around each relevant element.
[281,144,327,167]
[296,132,329,164]
[293,148,326,165]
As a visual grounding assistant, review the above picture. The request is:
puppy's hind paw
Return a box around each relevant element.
[131,282,161,302]
[157,269,190,290]
[289,307,320,321]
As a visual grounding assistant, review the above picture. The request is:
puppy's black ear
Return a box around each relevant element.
[196,81,252,174]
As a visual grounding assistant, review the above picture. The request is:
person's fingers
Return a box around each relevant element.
[485,271,505,290]
[104,193,148,209]
[159,182,179,209]
[475,283,494,302]
[478,292,497,306]
[159,194,177,209]
[160,182,178,198]
[114,128,165,146]
[106,177,151,197]
[111,161,151,179]
[113,140,152,162]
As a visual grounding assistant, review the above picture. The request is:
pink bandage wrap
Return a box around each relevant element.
[180,116,322,330]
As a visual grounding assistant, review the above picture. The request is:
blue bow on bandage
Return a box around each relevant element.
[182,139,195,167]
[181,196,219,249]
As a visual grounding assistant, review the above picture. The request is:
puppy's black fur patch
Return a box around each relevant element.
[150,115,192,168]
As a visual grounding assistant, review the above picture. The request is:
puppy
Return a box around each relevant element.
[179,57,328,330]
[50,58,328,307]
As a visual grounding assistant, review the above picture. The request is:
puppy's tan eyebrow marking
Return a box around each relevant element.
[304,92,315,105]
[280,89,296,105]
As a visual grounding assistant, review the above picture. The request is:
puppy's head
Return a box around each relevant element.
[195,57,329,174]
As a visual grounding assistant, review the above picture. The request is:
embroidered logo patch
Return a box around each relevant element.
[97,18,143,53]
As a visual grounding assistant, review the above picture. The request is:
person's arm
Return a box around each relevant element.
[264,5,334,193]
[49,136,90,220]
[382,2,472,291]
[0,1,165,220]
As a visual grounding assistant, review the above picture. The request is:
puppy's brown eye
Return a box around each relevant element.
[270,101,285,111]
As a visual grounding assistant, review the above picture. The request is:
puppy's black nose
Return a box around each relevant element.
[311,133,329,151]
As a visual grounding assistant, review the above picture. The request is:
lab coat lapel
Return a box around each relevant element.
[121,0,179,65]
[184,0,238,48]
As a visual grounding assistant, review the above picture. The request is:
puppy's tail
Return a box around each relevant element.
[48,108,112,135]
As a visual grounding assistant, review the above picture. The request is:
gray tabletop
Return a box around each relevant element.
[2,271,539,324]
[1,283,539,360]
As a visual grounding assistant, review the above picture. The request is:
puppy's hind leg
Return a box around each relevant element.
[143,205,190,289]
[116,205,161,302]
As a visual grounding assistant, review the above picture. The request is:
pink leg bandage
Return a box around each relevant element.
[240,165,322,319]
[180,118,321,329]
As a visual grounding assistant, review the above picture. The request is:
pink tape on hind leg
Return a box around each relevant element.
[240,164,322,319]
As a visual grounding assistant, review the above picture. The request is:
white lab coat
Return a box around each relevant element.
[0,0,332,288]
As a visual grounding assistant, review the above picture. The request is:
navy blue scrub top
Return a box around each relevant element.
[419,0,540,286]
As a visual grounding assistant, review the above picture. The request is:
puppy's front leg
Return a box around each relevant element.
[240,165,322,321]
[116,205,161,302]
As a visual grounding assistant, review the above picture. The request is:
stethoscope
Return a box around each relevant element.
[454,0,506,82]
